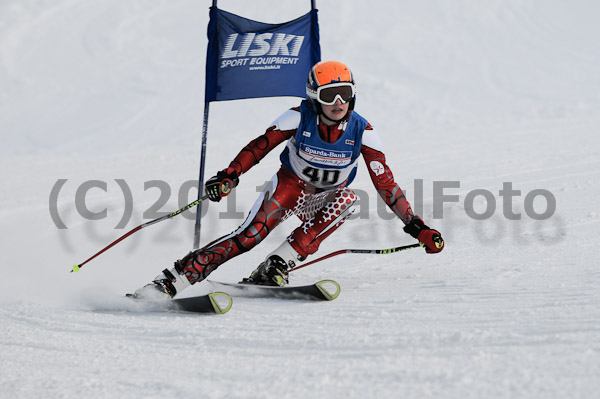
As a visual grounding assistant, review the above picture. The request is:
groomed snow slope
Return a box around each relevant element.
[1,1,599,398]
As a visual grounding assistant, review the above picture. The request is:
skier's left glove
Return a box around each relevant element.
[205,168,239,202]
[403,216,444,253]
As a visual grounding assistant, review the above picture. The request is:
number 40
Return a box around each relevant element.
[302,167,340,185]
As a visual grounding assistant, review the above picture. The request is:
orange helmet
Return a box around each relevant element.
[306,60,356,113]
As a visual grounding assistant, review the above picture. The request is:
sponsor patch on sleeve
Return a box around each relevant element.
[369,161,385,176]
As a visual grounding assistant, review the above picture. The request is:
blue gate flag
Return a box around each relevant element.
[205,7,321,102]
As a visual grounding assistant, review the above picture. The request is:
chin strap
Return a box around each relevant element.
[319,110,350,125]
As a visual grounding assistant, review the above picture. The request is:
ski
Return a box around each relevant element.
[208,279,341,301]
[125,292,233,314]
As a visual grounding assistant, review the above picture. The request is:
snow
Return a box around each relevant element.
[1,0,599,398]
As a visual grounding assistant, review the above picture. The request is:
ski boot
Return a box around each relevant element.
[240,241,304,286]
[241,255,290,286]
[131,261,191,300]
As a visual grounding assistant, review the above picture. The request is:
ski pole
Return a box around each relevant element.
[71,194,209,273]
[288,242,423,273]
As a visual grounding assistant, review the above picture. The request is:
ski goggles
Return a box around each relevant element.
[313,82,356,105]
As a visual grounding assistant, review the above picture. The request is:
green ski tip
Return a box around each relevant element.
[208,292,233,314]
[315,280,341,301]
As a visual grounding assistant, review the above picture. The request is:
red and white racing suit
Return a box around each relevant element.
[180,107,415,284]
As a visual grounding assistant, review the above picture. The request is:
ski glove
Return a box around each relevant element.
[205,168,239,202]
[403,216,444,253]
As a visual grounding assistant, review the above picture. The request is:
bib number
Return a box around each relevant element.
[302,167,340,186]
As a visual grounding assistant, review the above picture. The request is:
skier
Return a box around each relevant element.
[134,60,444,299]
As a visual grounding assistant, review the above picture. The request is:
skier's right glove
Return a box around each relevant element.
[403,216,444,253]
[205,168,239,202]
